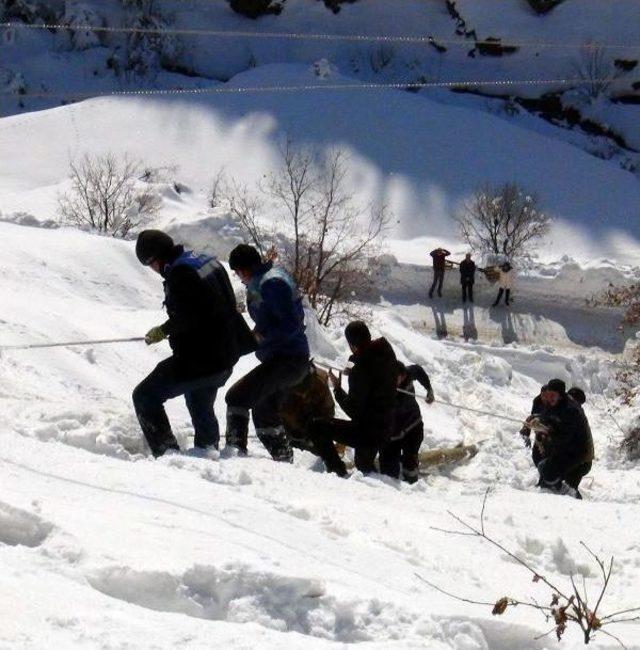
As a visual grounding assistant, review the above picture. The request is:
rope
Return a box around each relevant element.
[2,21,639,51]
[0,76,621,101]
[0,336,145,351]
[313,360,526,426]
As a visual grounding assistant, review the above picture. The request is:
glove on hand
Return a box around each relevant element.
[425,391,435,405]
[145,325,167,345]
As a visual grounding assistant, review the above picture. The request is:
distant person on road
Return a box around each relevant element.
[133,230,254,458]
[459,253,476,303]
[492,261,514,306]
[429,247,451,299]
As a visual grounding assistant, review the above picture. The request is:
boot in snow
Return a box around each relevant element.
[225,407,249,455]
[257,426,293,463]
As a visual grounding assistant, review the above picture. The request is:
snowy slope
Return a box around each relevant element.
[1,64,639,264]
[1,220,640,649]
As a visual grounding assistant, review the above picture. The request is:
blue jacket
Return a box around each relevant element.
[246,262,309,362]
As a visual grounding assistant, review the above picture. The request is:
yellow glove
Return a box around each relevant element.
[145,325,167,345]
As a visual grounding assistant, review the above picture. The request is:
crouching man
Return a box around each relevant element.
[133,230,253,457]
[379,361,434,483]
[535,379,594,499]
[308,321,398,477]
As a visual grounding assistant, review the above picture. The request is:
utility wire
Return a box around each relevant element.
[0,76,620,101]
[2,21,640,51]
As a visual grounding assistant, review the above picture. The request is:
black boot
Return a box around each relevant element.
[257,426,294,463]
[505,289,511,306]
[225,407,249,455]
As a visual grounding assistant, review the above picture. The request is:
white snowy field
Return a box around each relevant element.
[1,13,640,644]
[1,219,639,650]
[1,63,639,263]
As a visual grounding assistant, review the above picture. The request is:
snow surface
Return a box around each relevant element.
[1,63,639,265]
[0,217,639,649]
[2,3,640,646]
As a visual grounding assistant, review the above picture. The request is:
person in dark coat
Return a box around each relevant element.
[429,247,451,299]
[379,361,434,483]
[459,253,476,303]
[535,379,594,499]
[308,321,398,476]
[224,244,310,462]
[133,230,254,457]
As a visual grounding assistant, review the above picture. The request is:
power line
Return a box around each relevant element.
[0,76,621,101]
[2,20,640,51]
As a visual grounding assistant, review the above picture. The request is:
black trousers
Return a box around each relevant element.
[133,358,232,457]
[461,281,474,303]
[429,269,445,297]
[308,417,381,476]
[538,454,592,489]
[379,423,424,483]
[493,288,511,305]
[225,355,309,460]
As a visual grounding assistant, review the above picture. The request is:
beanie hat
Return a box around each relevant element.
[345,321,371,347]
[136,230,174,266]
[567,387,586,405]
[546,378,566,395]
[229,244,262,271]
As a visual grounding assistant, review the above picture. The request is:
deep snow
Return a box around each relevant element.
[0,217,639,649]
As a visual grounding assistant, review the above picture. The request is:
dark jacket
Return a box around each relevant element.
[161,246,256,378]
[246,262,310,362]
[541,395,594,463]
[430,249,451,272]
[334,337,398,441]
[460,259,476,284]
[395,365,432,435]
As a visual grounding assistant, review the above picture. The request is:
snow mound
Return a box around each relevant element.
[0,501,53,548]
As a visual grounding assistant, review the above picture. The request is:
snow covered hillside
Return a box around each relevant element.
[2,2,640,648]
[1,63,640,264]
[2,0,640,260]
[1,216,639,649]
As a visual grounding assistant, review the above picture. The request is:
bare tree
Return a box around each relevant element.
[222,178,271,258]
[573,44,619,101]
[58,153,159,237]
[224,141,390,324]
[455,183,551,262]
[420,490,640,646]
[208,168,227,209]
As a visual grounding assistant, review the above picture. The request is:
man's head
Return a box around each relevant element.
[542,378,566,407]
[465,253,472,260]
[229,244,262,285]
[568,387,586,405]
[344,320,371,354]
[136,230,175,274]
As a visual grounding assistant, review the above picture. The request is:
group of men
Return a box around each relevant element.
[429,248,515,307]
[132,230,433,483]
[520,379,594,499]
[131,230,593,495]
